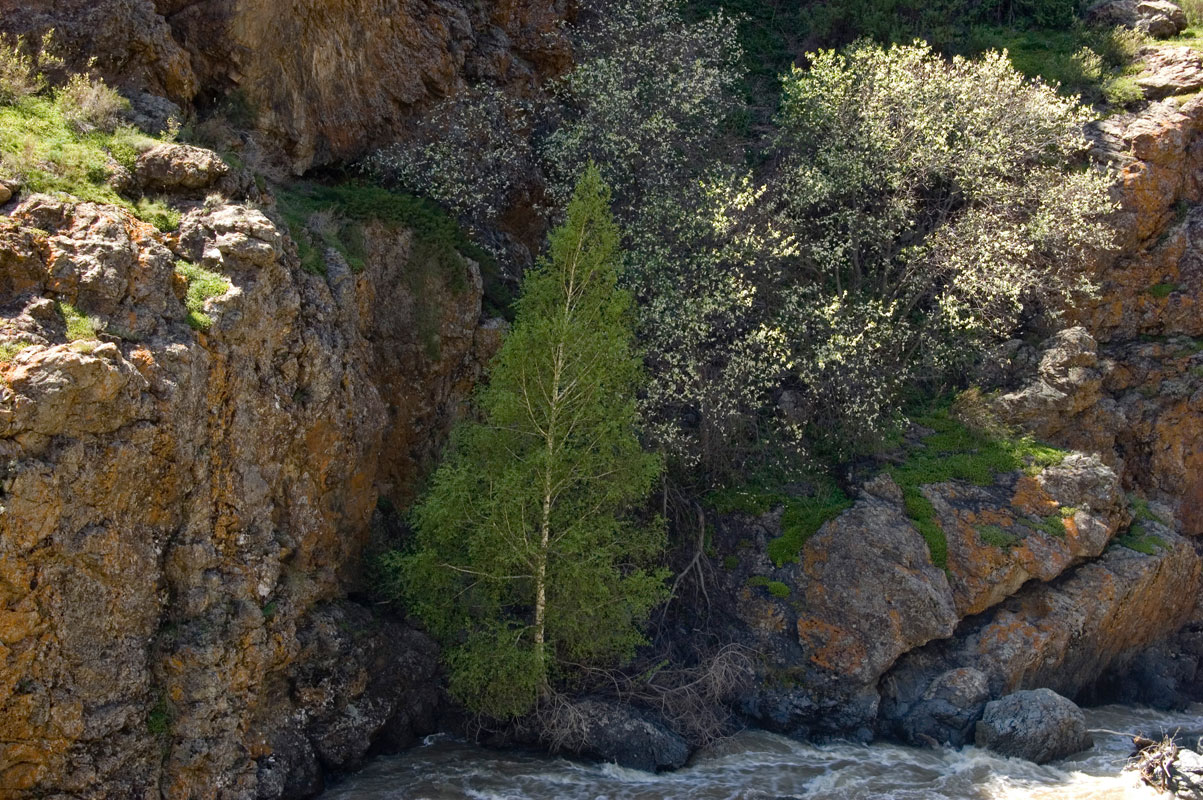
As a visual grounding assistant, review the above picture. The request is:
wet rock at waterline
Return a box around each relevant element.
[974,689,1093,764]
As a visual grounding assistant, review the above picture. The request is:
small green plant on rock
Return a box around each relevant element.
[1115,494,1171,555]
[134,196,181,233]
[175,260,231,331]
[1031,514,1067,539]
[0,340,30,367]
[768,481,853,567]
[147,694,172,736]
[55,72,130,135]
[747,576,791,599]
[57,301,100,341]
[977,524,1022,551]
[1149,282,1179,299]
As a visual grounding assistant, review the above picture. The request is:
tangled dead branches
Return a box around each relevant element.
[536,644,756,751]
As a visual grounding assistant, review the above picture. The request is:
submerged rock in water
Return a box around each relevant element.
[974,689,1093,764]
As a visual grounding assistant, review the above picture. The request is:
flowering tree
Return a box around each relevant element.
[767,41,1115,451]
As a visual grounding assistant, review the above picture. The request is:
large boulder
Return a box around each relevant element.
[894,668,992,748]
[974,689,1093,764]
[135,143,230,192]
[1137,46,1203,100]
[1086,0,1188,37]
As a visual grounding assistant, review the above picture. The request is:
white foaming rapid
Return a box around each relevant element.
[320,704,1203,800]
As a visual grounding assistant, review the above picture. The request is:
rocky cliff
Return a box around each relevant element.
[0,149,498,797]
[0,0,573,171]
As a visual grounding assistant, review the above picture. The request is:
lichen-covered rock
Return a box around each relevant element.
[881,527,1202,742]
[1137,46,1203,99]
[136,143,231,192]
[974,689,1093,764]
[0,193,493,797]
[933,454,1124,617]
[1086,0,1188,37]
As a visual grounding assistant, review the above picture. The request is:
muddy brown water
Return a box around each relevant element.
[323,704,1203,799]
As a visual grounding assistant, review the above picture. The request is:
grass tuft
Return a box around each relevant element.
[0,340,30,367]
[57,301,100,341]
[175,260,230,331]
[747,575,791,599]
[134,196,180,232]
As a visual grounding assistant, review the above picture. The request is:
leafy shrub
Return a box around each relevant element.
[1182,0,1203,27]
[55,73,130,135]
[0,33,60,106]
[364,85,534,227]
[135,197,180,232]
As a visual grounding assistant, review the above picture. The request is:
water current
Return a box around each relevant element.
[323,704,1203,800]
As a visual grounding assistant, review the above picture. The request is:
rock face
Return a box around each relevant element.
[0,0,574,172]
[705,457,1127,742]
[1086,0,1188,37]
[974,689,1093,764]
[0,171,494,796]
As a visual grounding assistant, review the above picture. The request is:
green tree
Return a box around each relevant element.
[383,166,667,719]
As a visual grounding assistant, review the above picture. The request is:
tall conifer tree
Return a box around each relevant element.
[386,166,666,718]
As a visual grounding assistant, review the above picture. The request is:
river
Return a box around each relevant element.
[322,704,1203,800]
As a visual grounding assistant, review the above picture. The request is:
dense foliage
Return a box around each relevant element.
[382,168,667,718]
[766,41,1114,452]
[369,1,1116,479]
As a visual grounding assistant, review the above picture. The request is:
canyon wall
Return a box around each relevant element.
[0,154,497,797]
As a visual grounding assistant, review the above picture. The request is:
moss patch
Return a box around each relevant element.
[889,404,1068,570]
[767,480,852,567]
[706,472,852,567]
[747,575,791,599]
[977,524,1022,551]
[1149,282,1179,299]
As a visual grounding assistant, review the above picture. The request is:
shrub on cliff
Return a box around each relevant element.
[382,167,667,719]
[765,41,1115,453]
